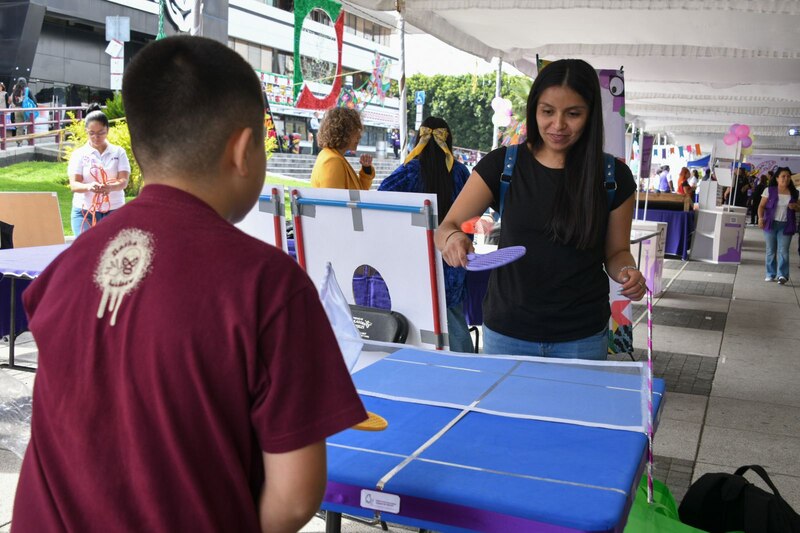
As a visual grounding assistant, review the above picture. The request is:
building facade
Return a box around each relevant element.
[1,0,401,151]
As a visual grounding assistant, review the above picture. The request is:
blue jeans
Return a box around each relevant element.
[447,304,474,353]
[71,207,115,236]
[483,325,608,360]
[764,222,793,279]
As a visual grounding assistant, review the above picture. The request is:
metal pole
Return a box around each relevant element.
[191,0,204,36]
[397,0,407,156]
[632,122,640,217]
[491,56,503,150]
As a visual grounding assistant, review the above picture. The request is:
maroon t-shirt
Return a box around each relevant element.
[12,184,367,532]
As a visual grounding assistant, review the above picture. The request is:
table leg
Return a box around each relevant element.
[1,277,35,372]
[9,277,16,367]
[324,511,342,533]
[637,242,643,269]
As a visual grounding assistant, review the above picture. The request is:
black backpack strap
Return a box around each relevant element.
[500,149,616,217]
[498,144,518,218]
[603,153,617,207]
[735,465,784,499]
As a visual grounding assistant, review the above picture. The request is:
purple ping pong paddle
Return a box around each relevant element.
[465,246,526,271]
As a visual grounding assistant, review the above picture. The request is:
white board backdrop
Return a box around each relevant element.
[290,187,449,350]
[235,184,288,252]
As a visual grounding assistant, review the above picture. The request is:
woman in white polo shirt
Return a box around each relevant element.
[68,104,130,236]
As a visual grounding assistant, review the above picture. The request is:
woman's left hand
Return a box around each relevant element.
[619,268,647,301]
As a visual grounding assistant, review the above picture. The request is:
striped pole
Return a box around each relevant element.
[646,287,654,504]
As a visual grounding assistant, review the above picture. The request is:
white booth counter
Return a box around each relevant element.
[690,206,747,264]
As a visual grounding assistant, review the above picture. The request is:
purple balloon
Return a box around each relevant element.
[723,132,737,146]
[729,123,740,133]
[734,124,750,139]
[740,136,753,148]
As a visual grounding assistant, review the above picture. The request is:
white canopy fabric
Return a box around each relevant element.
[347,0,800,153]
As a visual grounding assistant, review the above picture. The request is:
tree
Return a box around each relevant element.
[404,72,529,152]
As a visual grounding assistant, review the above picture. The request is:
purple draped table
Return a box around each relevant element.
[0,244,70,370]
[635,208,694,260]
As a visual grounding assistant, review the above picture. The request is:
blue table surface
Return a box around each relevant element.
[326,348,665,532]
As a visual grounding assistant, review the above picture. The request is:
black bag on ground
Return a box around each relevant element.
[678,464,800,533]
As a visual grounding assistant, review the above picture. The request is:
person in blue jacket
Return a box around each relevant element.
[379,116,473,352]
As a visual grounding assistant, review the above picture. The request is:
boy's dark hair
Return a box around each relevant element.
[526,58,605,249]
[415,116,455,224]
[123,35,264,178]
[85,103,109,129]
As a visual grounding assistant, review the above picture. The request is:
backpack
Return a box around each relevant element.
[679,464,800,533]
[21,87,38,122]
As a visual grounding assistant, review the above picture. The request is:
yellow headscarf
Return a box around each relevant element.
[403,126,454,172]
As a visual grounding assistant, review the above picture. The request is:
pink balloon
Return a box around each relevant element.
[734,124,750,138]
[740,136,753,148]
[723,133,737,145]
[729,123,740,133]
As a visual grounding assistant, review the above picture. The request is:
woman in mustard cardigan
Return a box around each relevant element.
[310,107,375,190]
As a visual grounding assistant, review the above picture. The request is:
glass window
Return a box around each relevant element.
[261,48,273,72]
[284,116,307,138]
[356,17,364,37]
[273,52,294,76]
[248,46,261,71]
[234,39,248,61]
[345,13,356,35]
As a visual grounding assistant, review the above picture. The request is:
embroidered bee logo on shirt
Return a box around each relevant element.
[95,228,154,326]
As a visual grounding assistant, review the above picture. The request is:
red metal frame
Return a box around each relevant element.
[291,189,307,271]
[271,187,283,250]
[424,200,443,349]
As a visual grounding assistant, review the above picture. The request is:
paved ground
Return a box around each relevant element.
[2,226,799,532]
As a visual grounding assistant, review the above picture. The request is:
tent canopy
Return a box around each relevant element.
[346,0,800,154]
[686,155,710,168]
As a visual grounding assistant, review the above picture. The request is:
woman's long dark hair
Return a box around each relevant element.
[415,116,455,224]
[526,59,605,249]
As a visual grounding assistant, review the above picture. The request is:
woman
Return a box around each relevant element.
[9,79,27,137]
[676,166,694,196]
[379,117,473,352]
[310,107,374,190]
[0,82,8,137]
[656,165,673,192]
[757,167,798,284]
[689,169,700,189]
[435,59,645,360]
[68,104,130,236]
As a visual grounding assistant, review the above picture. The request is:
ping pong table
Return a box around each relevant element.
[323,347,665,532]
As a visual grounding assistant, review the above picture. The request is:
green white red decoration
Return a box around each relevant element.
[293,0,344,110]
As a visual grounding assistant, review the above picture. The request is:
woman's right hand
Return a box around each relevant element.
[440,230,473,268]
[758,217,765,229]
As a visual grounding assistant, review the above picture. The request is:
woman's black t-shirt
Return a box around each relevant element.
[474,145,636,342]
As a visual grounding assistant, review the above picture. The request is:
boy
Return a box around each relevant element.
[12,36,366,532]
